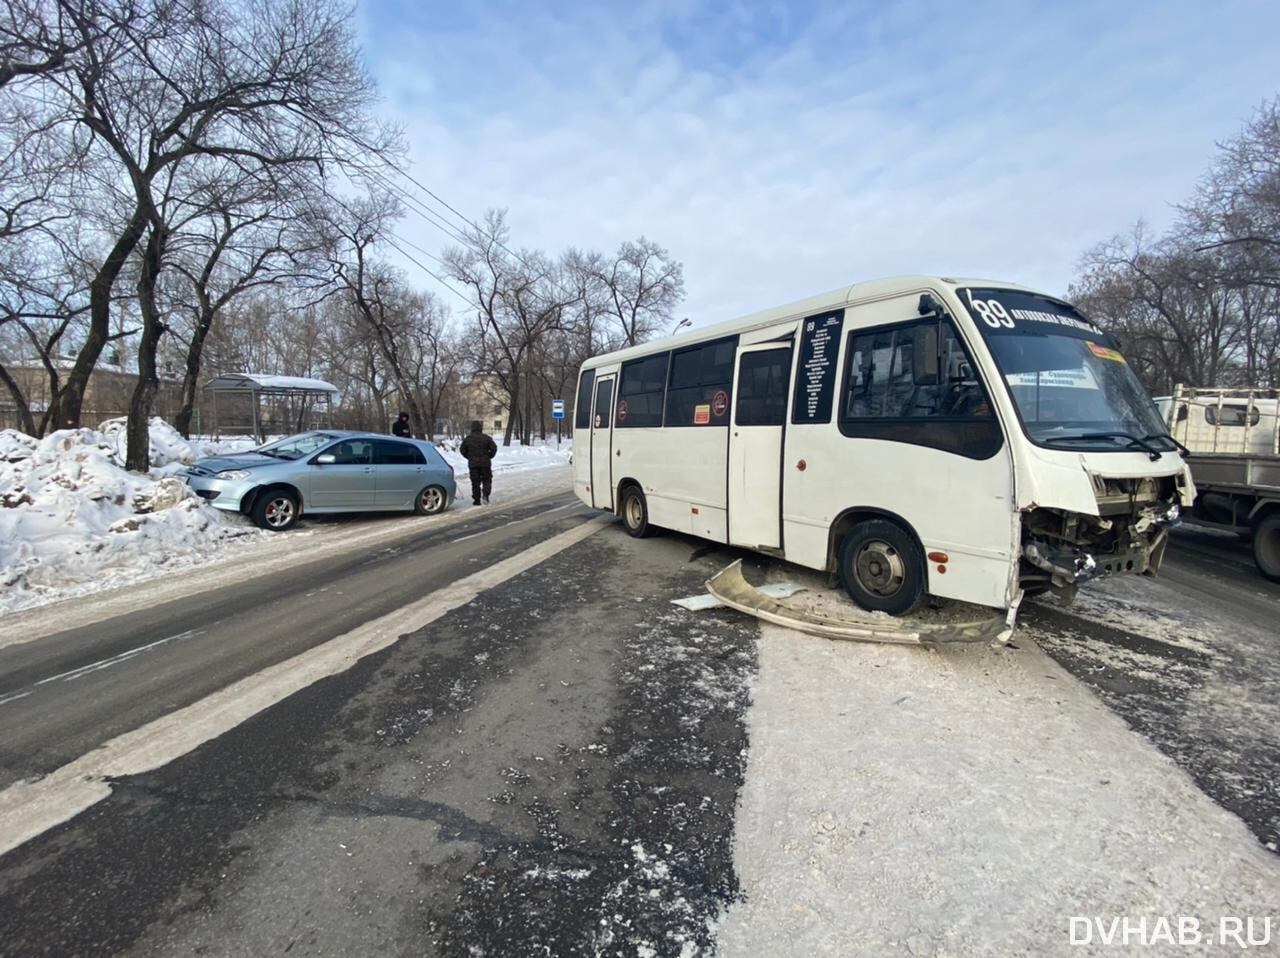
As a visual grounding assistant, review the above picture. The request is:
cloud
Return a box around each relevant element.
[357,0,1280,326]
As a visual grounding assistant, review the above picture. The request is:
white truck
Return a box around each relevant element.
[1156,386,1280,581]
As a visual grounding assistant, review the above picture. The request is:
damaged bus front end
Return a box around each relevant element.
[955,286,1195,606]
[1018,471,1190,601]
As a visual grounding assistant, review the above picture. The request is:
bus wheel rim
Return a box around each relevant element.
[854,539,904,596]
[627,496,642,527]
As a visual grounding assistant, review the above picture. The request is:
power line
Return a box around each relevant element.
[389,167,588,310]
[366,167,472,247]
[384,233,480,313]
[394,167,489,239]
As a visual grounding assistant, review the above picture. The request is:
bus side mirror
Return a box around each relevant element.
[912,325,939,385]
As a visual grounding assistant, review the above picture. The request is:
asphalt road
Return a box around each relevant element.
[0,493,592,792]
[0,507,1275,956]
[0,495,759,956]
[1025,522,1280,853]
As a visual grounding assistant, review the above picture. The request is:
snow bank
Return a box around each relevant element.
[0,423,572,617]
[0,420,263,614]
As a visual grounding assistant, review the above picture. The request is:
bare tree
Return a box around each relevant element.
[3,0,401,467]
[165,167,317,436]
[1183,97,1280,289]
[444,210,582,445]
[319,190,442,437]
[401,294,462,440]
[590,238,685,347]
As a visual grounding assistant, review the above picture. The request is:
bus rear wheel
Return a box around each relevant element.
[621,486,656,538]
[838,519,924,615]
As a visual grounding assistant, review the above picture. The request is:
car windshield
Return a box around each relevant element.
[959,288,1173,451]
[255,432,339,460]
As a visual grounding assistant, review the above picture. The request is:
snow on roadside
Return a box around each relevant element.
[0,419,262,614]
[714,632,1279,956]
[437,436,573,476]
[1,423,574,619]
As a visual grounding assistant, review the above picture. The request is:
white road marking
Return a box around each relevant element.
[450,502,578,544]
[0,516,607,858]
[0,691,32,707]
[32,630,205,687]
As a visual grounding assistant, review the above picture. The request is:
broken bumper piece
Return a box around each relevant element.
[703,560,1010,646]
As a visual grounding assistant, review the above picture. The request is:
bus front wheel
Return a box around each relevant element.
[838,519,924,615]
[621,486,656,538]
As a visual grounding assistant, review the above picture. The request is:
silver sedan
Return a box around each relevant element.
[185,431,457,531]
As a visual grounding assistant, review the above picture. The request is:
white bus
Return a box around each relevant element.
[572,276,1192,615]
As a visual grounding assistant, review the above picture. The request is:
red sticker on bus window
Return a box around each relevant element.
[617,399,629,422]
[711,390,729,417]
[693,404,711,424]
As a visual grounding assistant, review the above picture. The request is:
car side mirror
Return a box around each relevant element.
[912,325,939,385]
[314,453,336,465]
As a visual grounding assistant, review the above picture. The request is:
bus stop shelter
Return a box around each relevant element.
[203,373,339,440]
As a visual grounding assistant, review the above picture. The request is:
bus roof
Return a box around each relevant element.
[580,274,1046,370]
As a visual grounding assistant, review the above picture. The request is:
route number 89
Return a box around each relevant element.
[969,297,1016,329]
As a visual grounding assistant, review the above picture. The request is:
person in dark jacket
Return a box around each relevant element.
[459,420,498,504]
[392,411,412,437]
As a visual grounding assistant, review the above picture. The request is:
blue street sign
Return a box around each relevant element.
[552,399,565,420]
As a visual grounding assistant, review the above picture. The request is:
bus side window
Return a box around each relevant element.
[844,321,992,421]
[575,369,596,430]
[736,348,791,425]
[666,336,737,426]
[617,354,669,427]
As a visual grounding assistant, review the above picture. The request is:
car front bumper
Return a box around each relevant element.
[184,473,256,513]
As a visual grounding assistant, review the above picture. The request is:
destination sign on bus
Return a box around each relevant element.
[793,309,844,424]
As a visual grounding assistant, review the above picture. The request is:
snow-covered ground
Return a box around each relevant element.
[0,421,572,617]
[715,626,1279,956]
[710,557,1280,956]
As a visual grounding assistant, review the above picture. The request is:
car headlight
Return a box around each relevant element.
[215,469,251,480]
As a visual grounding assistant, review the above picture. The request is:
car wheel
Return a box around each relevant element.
[415,484,449,516]
[252,489,298,531]
[838,518,924,615]
[621,485,656,538]
[1253,512,1280,582]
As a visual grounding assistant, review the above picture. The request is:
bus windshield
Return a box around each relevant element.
[959,288,1174,452]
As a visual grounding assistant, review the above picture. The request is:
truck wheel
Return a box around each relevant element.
[838,519,924,615]
[621,486,656,538]
[1254,513,1280,582]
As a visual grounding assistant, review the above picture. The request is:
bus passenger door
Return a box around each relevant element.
[590,375,615,510]
[729,343,792,549]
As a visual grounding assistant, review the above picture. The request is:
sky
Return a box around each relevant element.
[355,0,1280,330]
